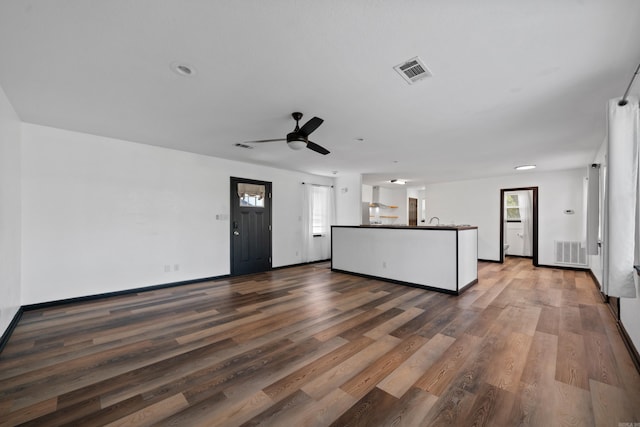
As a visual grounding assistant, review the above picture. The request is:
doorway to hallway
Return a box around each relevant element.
[499,187,538,266]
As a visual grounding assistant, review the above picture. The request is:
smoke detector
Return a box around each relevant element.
[394,56,432,84]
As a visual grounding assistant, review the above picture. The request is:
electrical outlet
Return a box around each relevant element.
[174,264,180,271]
[164,265,171,272]
[382,261,387,268]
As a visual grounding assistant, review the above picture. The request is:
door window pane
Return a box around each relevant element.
[238,183,265,207]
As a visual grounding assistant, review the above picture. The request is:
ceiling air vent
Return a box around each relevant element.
[394,56,432,84]
[234,143,254,149]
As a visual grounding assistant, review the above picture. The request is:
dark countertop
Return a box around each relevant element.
[332,225,478,231]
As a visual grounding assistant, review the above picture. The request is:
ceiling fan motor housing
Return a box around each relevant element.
[286,132,306,150]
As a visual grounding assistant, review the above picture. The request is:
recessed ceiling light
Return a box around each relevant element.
[171,61,196,76]
[515,165,536,171]
[355,138,364,142]
[390,179,406,185]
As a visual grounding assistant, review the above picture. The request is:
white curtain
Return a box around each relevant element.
[517,190,533,257]
[604,97,639,298]
[301,184,334,262]
[602,163,609,295]
[301,184,313,263]
[318,186,335,259]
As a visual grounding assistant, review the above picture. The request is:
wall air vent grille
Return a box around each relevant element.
[394,56,432,84]
[554,241,588,266]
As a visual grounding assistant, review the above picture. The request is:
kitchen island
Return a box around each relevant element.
[331,225,478,295]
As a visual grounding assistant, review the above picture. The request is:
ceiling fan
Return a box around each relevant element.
[242,112,330,155]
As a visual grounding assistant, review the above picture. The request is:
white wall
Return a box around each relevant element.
[0,85,21,336]
[382,187,408,224]
[21,123,333,304]
[334,173,362,225]
[362,184,372,203]
[623,276,640,356]
[424,169,586,264]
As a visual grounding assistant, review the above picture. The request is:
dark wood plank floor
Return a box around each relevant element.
[1,257,639,426]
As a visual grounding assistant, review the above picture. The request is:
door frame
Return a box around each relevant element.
[230,176,273,276]
[500,187,538,266]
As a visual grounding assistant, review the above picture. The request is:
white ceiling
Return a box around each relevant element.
[1,1,639,187]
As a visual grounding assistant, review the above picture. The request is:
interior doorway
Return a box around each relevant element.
[500,187,538,266]
[230,177,272,275]
[408,197,418,226]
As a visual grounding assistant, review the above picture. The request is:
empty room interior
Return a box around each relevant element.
[1,1,640,425]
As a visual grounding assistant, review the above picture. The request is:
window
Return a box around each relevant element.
[237,183,265,207]
[312,186,331,235]
[505,194,521,221]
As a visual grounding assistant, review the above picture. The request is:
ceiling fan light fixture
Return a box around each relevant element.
[286,131,307,150]
[287,139,306,150]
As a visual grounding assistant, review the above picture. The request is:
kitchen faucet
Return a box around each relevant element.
[429,216,440,225]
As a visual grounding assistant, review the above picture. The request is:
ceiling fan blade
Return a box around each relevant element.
[298,117,324,137]
[306,140,330,155]
[243,138,286,143]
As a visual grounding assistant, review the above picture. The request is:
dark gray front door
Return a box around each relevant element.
[230,177,272,275]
